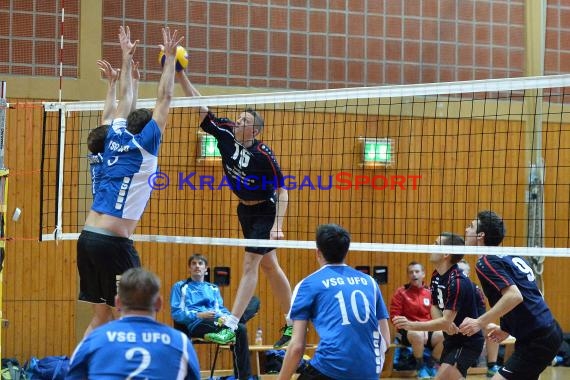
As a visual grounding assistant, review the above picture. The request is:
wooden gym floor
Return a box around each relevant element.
[386,366,570,379]
[214,366,570,379]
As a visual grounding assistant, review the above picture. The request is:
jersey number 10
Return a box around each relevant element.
[334,290,371,325]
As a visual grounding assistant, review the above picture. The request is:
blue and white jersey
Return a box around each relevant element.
[476,255,555,341]
[170,279,231,333]
[87,153,103,196]
[66,316,200,380]
[289,264,389,380]
[92,118,161,220]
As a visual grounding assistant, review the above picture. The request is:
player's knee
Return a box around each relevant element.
[259,258,279,274]
[407,330,424,344]
[243,253,264,272]
[431,331,444,345]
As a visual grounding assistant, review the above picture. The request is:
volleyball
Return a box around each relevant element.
[158,46,188,72]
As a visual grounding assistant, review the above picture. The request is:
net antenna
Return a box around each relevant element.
[525,87,546,291]
[0,82,6,168]
[57,1,66,103]
[524,1,546,292]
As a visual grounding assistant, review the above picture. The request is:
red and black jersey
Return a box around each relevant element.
[430,264,483,344]
[476,255,555,341]
[200,111,284,201]
[474,285,487,317]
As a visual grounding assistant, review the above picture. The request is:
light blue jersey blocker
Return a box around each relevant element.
[66,316,200,380]
[289,264,389,380]
[87,153,103,196]
[92,118,161,220]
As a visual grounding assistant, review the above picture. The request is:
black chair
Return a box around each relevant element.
[174,321,224,379]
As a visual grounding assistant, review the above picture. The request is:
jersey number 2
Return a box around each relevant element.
[334,290,371,325]
[125,347,151,379]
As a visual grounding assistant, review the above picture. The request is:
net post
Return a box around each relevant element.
[0,80,8,365]
[42,103,67,241]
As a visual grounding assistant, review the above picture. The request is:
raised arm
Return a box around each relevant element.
[176,70,209,121]
[115,26,138,119]
[97,59,119,125]
[131,60,140,113]
[152,27,184,132]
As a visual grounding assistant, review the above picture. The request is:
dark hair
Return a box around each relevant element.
[127,108,153,134]
[188,253,208,267]
[476,210,506,246]
[245,108,264,133]
[439,232,465,264]
[316,224,350,264]
[118,268,160,312]
[407,261,424,271]
[87,125,109,153]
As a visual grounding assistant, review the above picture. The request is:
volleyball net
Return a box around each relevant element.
[40,75,570,257]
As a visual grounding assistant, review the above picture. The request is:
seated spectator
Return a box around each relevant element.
[457,259,500,377]
[171,253,259,380]
[67,267,200,379]
[390,261,443,379]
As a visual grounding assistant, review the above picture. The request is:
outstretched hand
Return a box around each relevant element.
[160,27,184,60]
[118,25,138,58]
[96,59,119,84]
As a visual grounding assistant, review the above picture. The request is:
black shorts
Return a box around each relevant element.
[399,329,435,350]
[500,320,563,380]
[440,337,484,377]
[77,229,141,306]
[298,364,333,380]
[237,200,276,255]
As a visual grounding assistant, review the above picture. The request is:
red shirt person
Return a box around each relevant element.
[390,261,444,378]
